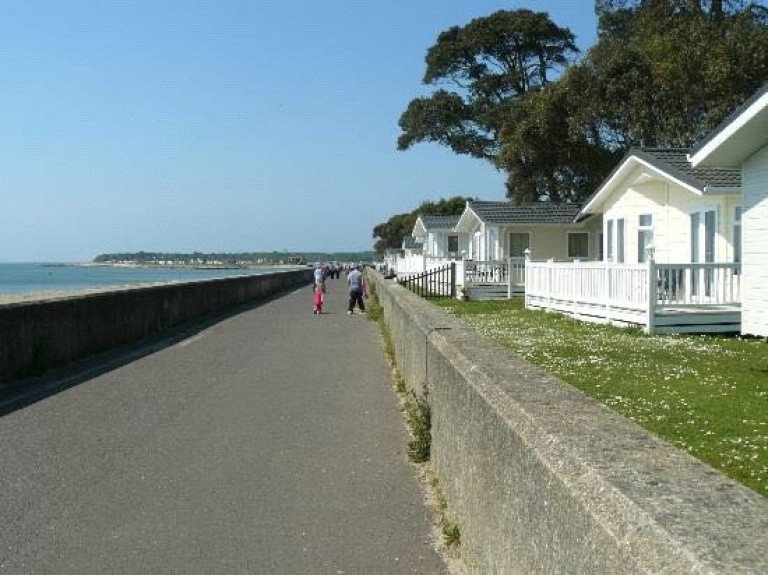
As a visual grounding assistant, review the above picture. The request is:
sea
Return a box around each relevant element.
[0,263,293,297]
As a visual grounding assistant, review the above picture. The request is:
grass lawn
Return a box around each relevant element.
[436,298,768,498]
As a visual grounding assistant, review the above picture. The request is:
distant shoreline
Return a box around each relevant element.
[0,264,306,305]
[70,262,302,270]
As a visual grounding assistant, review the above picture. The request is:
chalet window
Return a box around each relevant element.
[597,231,604,261]
[568,232,589,259]
[472,231,481,260]
[705,211,716,263]
[616,218,626,263]
[447,235,459,254]
[637,214,654,263]
[606,220,614,261]
[509,233,530,258]
[734,206,742,264]
[690,208,717,296]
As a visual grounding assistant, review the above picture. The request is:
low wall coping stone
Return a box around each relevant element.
[373,273,768,572]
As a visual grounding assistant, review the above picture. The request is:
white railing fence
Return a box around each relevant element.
[463,258,525,286]
[395,253,464,276]
[655,263,741,306]
[526,259,741,313]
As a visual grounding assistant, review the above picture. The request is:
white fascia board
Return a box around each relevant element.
[580,160,635,215]
[690,91,768,167]
[411,218,427,238]
[455,206,482,232]
[581,156,701,217]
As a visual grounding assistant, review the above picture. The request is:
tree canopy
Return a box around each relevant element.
[372,196,472,255]
[397,9,578,163]
[397,2,768,204]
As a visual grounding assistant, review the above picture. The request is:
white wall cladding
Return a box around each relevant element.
[601,172,738,265]
[742,145,768,337]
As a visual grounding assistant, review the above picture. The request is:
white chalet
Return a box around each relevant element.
[455,200,601,262]
[578,148,742,266]
[411,214,465,259]
[689,83,768,337]
[524,148,744,334]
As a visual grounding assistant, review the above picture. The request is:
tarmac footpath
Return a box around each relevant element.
[0,277,447,573]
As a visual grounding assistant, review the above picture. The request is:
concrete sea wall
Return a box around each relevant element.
[371,272,768,573]
[0,269,312,385]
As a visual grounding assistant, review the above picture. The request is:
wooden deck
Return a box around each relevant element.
[465,282,524,300]
[525,293,740,334]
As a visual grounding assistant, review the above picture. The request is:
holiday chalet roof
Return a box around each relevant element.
[417,214,462,230]
[465,201,585,225]
[635,148,741,190]
[580,148,741,216]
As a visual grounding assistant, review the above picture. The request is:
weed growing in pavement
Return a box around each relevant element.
[404,390,431,463]
[420,465,463,561]
[368,290,400,391]
[435,298,768,498]
[365,293,383,322]
[441,521,461,548]
[371,278,464,566]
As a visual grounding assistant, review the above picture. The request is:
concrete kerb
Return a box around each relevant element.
[370,270,768,574]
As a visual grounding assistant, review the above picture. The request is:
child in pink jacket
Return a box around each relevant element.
[313,283,325,314]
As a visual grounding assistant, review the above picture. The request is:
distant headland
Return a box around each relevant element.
[91,251,376,268]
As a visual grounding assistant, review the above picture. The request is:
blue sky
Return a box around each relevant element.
[0,1,597,262]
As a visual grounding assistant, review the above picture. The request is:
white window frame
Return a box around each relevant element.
[689,206,718,263]
[689,205,718,297]
[616,217,626,263]
[606,217,626,263]
[637,213,654,263]
[733,205,742,264]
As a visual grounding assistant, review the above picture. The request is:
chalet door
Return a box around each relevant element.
[690,209,716,297]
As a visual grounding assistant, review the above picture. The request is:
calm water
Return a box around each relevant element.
[0,263,292,296]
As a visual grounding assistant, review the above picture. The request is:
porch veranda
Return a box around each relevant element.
[525,260,741,334]
[393,253,741,334]
[394,255,525,300]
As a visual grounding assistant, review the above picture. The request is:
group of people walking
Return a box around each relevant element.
[312,263,367,315]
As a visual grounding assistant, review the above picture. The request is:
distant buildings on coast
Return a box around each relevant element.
[91,251,372,268]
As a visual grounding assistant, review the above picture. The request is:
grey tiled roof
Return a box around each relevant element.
[690,82,768,156]
[418,214,461,230]
[634,148,740,190]
[468,201,584,224]
[402,236,423,249]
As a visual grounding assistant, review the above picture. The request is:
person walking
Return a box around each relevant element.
[312,283,325,314]
[313,264,326,288]
[347,265,367,314]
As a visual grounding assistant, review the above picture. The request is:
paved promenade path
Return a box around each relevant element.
[0,278,446,573]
